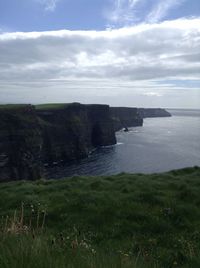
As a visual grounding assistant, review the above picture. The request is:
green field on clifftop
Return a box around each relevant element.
[0,104,29,109]
[35,103,70,110]
[0,167,200,267]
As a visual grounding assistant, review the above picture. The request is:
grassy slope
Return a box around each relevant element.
[0,167,200,267]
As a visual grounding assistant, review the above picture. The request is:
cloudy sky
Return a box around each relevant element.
[0,0,200,108]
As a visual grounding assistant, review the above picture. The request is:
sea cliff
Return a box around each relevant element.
[0,103,171,181]
[37,103,116,165]
[138,108,172,118]
[110,107,143,131]
[0,103,116,181]
[0,105,42,181]
[110,107,171,131]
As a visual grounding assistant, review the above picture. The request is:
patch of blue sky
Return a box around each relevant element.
[0,0,200,32]
[0,0,105,31]
[155,79,200,89]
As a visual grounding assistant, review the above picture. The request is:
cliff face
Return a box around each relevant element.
[37,103,116,166]
[0,103,171,181]
[0,103,116,181]
[86,105,117,147]
[0,105,42,181]
[110,107,171,131]
[110,107,143,131]
[138,108,171,118]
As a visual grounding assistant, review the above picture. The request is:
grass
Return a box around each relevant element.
[0,104,29,110]
[0,166,200,267]
[0,103,74,110]
[35,103,77,110]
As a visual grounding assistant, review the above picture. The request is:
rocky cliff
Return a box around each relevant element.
[110,107,143,131]
[138,108,171,118]
[0,103,116,181]
[110,107,171,131]
[0,105,42,181]
[36,103,116,166]
[0,103,171,181]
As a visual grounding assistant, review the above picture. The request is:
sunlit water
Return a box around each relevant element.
[45,109,200,178]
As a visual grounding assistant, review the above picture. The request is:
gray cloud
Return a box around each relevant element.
[0,18,200,108]
[0,18,200,82]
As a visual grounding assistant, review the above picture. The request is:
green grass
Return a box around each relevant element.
[0,167,200,267]
[0,104,29,110]
[1,103,69,111]
[0,103,79,110]
[35,103,73,110]
[0,235,149,268]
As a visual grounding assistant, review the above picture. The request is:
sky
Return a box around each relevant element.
[0,0,200,108]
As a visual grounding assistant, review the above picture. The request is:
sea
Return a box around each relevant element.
[46,109,200,179]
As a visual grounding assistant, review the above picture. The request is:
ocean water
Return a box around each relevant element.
[46,109,200,178]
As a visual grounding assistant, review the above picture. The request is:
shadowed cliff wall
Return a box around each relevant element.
[0,104,171,181]
[0,105,42,181]
[0,103,116,181]
[110,107,143,131]
[110,107,171,131]
[37,103,116,166]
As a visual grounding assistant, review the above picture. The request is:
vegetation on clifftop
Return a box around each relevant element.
[0,167,200,267]
[35,103,70,110]
[35,103,83,110]
[0,104,29,109]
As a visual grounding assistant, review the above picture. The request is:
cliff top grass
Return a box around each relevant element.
[0,104,30,110]
[35,103,83,110]
[0,103,77,111]
[0,167,200,267]
[35,103,69,110]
